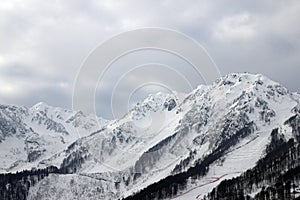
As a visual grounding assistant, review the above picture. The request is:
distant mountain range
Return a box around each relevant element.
[1,73,300,200]
[0,102,107,173]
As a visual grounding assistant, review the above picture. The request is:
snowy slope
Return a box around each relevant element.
[171,75,300,199]
[23,73,300,200]
[0,102,108,173]
[27,173,119,200]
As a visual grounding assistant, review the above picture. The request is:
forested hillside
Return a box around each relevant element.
[0,166,59,200]
[205,114,300,200]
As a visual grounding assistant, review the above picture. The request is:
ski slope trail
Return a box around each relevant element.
[172,128,271,200]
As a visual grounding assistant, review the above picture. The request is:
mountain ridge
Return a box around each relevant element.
[0,102,108,173]
[1,72,300,200]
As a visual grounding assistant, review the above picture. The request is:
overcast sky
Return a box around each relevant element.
[0,0,299,119]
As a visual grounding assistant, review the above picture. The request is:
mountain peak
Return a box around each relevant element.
[31,102,50,111]
[211,72,290,96]
[214,72,277,86]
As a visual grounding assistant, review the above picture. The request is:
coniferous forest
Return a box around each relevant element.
[0,166,59,200]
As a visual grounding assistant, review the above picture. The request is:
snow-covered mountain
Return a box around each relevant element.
[0,102,108,173]
[1,73,300,200]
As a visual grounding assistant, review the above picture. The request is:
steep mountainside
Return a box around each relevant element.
[0,102,107,173]
[0,73,300,200]
[204,114,300,200]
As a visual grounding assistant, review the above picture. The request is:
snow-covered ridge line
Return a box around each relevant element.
[0,101,108,173]
[1,72,300,200]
